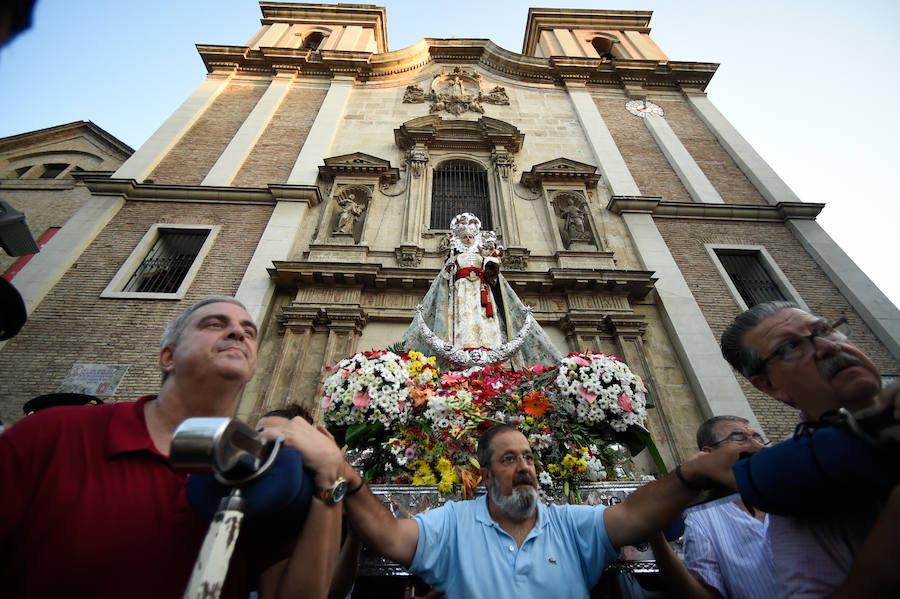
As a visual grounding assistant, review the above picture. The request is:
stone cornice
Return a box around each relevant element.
[318,152,400,185]
[520,158,600,188]
[82,178,321,206]
[196,39,717,91]
[268,261,656,300]
[607,196,825,221]
[395,115,524,154]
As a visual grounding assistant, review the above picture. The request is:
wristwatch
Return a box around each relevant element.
[315,476,349,505]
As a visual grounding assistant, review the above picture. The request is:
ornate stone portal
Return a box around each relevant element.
[403,66,510,115]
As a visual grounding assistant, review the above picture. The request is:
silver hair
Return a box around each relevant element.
[720,301,800,378]
[159,295,248,381]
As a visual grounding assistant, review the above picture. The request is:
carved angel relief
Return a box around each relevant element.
[402,66,510,115]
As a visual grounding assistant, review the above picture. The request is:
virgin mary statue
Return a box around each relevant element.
[401,213,561,369]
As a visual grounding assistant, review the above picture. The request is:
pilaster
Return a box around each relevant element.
[114,73,233,182]
[640,112,724,204]
[287,76,354,185]
[202,72,296,186]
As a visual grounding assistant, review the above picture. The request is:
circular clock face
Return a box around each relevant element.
[625,99,664,118]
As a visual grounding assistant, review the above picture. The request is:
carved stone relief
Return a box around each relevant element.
[394,244,425,267]
[402,66,511,116]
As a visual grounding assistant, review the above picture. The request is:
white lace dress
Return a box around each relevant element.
[450,250,503,349]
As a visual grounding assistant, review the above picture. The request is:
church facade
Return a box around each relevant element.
[2,3,897,467]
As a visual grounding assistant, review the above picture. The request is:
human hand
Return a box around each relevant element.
[257,416,345,487]
[681,444,758,491]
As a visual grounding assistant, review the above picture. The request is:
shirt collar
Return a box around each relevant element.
[104,395,163,458]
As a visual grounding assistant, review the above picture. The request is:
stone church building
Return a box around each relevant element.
[2,3,897,467]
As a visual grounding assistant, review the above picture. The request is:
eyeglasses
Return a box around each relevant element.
[707,431,770,448]
[496,453,535,467]
[758,318,852,372]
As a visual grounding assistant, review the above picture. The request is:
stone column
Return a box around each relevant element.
[687,90,900,359]
[492,146,520,245]
[202,71,296,186]
[236,76,353,327]
[606,314,682,465]
[565,80,758,425]
[401,145,429,247]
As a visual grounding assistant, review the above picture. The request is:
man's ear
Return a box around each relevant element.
[749,373,790,404]
[159,346,175,376]
[480,467,491,487]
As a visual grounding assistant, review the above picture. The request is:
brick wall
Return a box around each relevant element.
[659,100,768,206]
[0,199,273,425]
[148,79,269,185]
[0,184,91,275]
[593,96,692,201]
[656,218,900,439]
[231,83,328,187]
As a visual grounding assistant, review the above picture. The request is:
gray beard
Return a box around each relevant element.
[489,472,538,521]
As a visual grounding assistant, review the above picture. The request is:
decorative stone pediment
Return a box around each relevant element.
[520,158,601,188]
[318,152,399,185]
[394,115,524,154]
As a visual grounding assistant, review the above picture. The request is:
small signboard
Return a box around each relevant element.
[57,363,129,397]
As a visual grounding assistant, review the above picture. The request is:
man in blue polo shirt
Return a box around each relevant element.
[264,418,745,599]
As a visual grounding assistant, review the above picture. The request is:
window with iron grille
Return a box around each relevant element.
[102,224,219,299]
[715,250,788,307]
[429,160,492,230]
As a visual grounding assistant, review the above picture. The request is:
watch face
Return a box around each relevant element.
[625,99,664,118]
[331,479,348,504]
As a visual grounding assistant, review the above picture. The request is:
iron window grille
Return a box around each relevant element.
[123,229,209,294]
[429,160,492,230]
[716,251,788,307]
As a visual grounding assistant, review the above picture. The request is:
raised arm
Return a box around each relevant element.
[257,416,419,568]
[338,462,420,567]
[603,447,745,548]
[256,417,344,599]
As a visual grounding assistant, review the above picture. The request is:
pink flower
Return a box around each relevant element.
[617,391,633,412]
[573,356,591,366]
[341,368,352,378]
[578,385,596,404]
[321,395,331,410]
[352,390,371,408]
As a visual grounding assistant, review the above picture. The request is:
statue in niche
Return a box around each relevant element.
[334,193,365,234]
[401,213,561,369]
[559,196,591,244]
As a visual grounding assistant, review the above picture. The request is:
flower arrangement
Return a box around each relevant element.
[322,350,660,501]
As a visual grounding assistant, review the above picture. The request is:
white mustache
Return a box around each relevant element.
[818,352,862,379]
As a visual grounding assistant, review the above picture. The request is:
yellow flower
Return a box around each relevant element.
[548,463,560,474]
[436,457,453,474]
[525,416,534,425]
[561,454,577,470]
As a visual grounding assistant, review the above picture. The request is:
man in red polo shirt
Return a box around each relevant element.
[0,295,345,598]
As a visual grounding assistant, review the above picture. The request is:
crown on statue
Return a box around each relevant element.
[449,212,481,236]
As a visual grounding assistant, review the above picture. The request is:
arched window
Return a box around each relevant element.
[430,160,492,230]
[591,37,615,59]
[302,31,325,50]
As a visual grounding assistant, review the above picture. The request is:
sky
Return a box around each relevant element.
[1,0,897,310]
